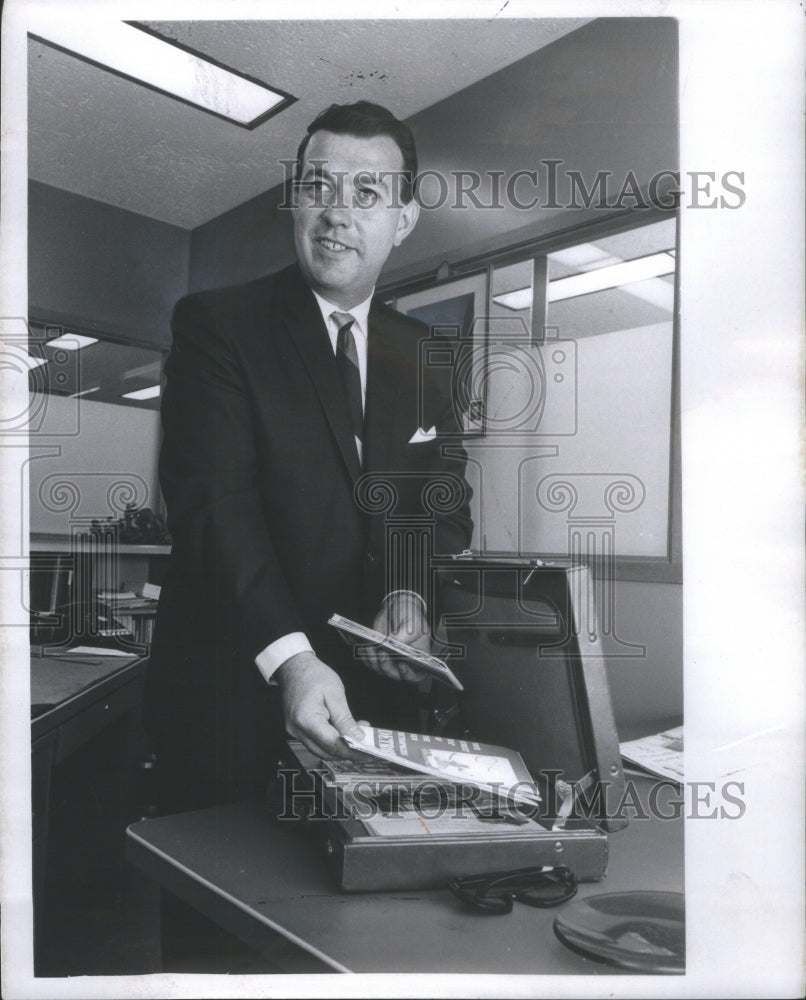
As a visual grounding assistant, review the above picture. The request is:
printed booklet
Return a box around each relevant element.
[328,612,463,690]
[620,725,684,784]
[343,725,542,806]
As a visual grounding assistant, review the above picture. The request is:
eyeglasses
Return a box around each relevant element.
[448,865,578,915]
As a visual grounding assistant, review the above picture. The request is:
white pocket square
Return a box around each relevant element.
[409,425,437,443]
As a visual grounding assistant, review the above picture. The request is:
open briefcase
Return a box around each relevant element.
[279,555,628,892]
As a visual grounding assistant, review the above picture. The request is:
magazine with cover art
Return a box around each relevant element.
[343,725,541,805]
[328,613,464,690]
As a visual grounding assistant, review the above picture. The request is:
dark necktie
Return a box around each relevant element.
[332,311,364,451]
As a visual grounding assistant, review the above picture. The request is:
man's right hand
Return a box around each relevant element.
[275,651,366,761]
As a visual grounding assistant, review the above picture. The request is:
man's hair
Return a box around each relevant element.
[295,100,418,204]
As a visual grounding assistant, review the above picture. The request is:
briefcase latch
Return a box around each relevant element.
[552,770,598,831]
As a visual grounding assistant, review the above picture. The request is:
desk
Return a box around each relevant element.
[126,776,683,975]
[31,651,146,731]
[31,651,148,967]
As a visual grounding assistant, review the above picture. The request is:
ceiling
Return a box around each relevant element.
[27,17,590,230]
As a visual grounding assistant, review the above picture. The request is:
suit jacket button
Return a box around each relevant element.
[366,552,375,563]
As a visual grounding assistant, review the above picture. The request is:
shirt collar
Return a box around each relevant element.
[311,289,373,340]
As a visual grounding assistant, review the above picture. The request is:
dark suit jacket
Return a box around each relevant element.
[144,263,472,804]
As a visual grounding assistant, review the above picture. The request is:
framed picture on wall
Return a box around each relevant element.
[392,270,489,436]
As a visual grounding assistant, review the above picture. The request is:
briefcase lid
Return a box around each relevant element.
[433,553,627,832]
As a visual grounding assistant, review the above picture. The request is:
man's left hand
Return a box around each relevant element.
[358,590,431,683]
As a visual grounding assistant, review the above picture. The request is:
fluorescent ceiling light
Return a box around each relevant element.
[493,288,533,312]
[493,250,676,313]
[28,20,294,128]
[71,386,100,398]
[551,243,676,275]
[550,244,614,272]
[47,333,98,350]
[121,384,160,401]
[550,244,674,310]
[548,252,676,302]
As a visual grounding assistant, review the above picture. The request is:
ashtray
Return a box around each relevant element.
[553,890,685,973]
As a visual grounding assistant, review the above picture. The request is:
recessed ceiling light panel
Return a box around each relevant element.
[548,252,676,302]
[47,333,98,350]
[28,19,295,128]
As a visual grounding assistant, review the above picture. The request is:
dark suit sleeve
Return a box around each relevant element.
[159,293,306,664]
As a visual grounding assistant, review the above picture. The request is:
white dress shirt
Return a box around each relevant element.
[255,289,373,685]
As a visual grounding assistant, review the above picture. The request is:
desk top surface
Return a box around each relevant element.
[31,651,144,718]
[127,778,684,976]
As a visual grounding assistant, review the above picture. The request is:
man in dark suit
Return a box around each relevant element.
[144,101,473,816]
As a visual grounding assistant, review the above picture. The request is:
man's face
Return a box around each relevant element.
[293,130,419,309]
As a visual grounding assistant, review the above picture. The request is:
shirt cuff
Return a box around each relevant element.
[255,632,313,685]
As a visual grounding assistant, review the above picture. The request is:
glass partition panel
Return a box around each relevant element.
[529,217,677,561]
[27,320,165,411]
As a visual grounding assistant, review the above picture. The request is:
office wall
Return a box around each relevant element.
[604,580,683,733]
[27,183,187,531]
[27,393,162,535]
[28,180,190,349]
[396,17,678,275]
[189,186,295,292]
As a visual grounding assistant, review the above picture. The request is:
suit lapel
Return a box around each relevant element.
[276,267,362,483]
[364,304,403,472]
